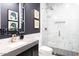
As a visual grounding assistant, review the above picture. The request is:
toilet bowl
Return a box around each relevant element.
[39,46,53,56]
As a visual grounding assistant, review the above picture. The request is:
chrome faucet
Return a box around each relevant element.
[11,34,16,43]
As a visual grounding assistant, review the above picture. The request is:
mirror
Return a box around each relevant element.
[0,3,23,39]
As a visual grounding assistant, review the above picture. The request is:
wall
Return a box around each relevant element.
[24,3,40,34]
[40,4,48,46]
[41,3,79,55]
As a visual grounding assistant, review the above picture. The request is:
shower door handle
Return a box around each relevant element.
[58,30,60,37]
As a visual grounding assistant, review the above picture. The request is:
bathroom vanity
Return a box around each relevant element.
[0,33,40,56]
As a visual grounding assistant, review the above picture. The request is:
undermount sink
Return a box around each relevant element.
[7,41,27,48]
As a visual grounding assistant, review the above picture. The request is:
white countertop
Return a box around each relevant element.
[0,33,40,56]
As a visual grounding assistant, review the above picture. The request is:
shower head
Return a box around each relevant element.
[46,3,53,10]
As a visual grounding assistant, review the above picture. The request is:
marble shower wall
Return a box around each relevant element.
[40,3,79,54]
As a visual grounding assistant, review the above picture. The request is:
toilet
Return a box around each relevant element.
[39,46,53,56]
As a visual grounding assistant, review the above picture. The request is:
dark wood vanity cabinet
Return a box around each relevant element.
[17,44,38,56]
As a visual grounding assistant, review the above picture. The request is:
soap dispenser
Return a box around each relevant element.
[20,33,24,40]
